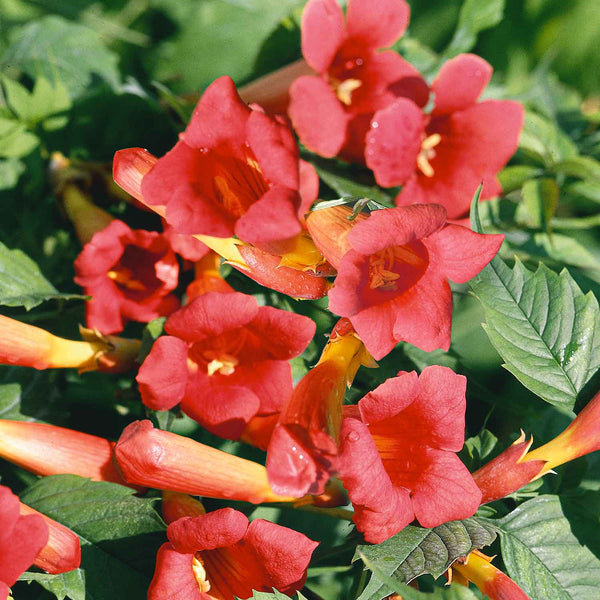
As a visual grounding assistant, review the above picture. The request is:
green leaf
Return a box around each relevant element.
[566,180,600,205]
[246,591,303,600]
[442,0,505,59]
[1,75,71,127]
[357,548,479,600]
[526,233,599,270]
[2,16,120,98]
[496,494,600,599]
[518,178,558,231]
[0,118,39,158]
[19,569,86,600]
[0,367,66,422]
[469,255,600,409]
[470,191,600,410]
[519,112,578,166]
[0,157,25,189]
[461,429,500,471]
[550,156,600,182]
[0,241,85,309]
[355,519,496,600]
[137,317,167,363]
[498,165,543,194]
[20,475,166,600]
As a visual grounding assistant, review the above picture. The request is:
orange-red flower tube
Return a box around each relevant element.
[0,420,129,486]
[19,503,81,575]
[114,420,295,504]
[474,390,600,503]
[0,315,140,373]
[451,550,530,599]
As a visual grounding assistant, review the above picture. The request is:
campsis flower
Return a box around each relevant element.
[365,54,524,219]
[0,315,140,373]
[474,389,600,504]
[132,76,318,255]
[74,219,180,334]
[19,503,81,575]
[113,147,331,300]
[450,550,530,599]
[137,291,315,439]
[149,507,318,600]
[0,420,130,487]
[338,366,482,543]
[114,420,295,504]
[289,0,428,163]
[306,204,504,359]
[266,318,375,497]
[0,485,48,596]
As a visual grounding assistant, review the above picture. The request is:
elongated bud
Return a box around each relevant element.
[19,503,81,574]
[451,550,530,599]
[0,315,140,373]
[161,491,206,524]
[474,390,600,503]
[524,390,600,475]
[114,420,295,504]
[238,59,314,114]
[0,420,129,486]
[112,147,157,205]
[306,205,368,269]
[62,184,114,245]
[267,319,376,497]
[472,433,545,504]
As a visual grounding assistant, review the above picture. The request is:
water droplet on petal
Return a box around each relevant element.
[346,430,360,442]
[371,121,379,129]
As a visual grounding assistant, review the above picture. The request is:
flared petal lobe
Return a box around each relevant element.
[339,367,481,542]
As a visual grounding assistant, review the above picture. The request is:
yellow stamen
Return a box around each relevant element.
[334,78,362,105]
[368,246,426,291]
[206,354,239,376]
[417,133,442,178]
[107,268,147,291]
[192,555,211,593]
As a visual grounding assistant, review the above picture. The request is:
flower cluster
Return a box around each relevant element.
[6,1,598,600]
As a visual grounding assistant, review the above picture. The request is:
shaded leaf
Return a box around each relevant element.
[0,157,25,189]
[496,494,600,599]
[2,16,120,98]
[498,165,543,194]
[519,112,578,166]
[518,178,558,231]
[354,519,496,600]
[550,156,600,182]
[21,475,166,600]
[470,194,600,410]
[0,241,85,309]
[442,0,505,59]
[19,569,86,600]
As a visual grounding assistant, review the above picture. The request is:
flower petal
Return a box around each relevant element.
[234,186,303,248]
[137,336,190,411]
[338,417,414,543]
[432,54,492,116]
[346,0,410,48]
[348,204,447,256]
[182,76,251,153]
[288,75,349,158]
[247,306,316,361]
[301,0,345,73]
[245,519,318,594]
[426,224,504,283]
[168,508,248,553]
[247,111,299,190]
[365,99,425,187]
[148,543,202,600]
[410,449,482,527]
[358,371,419,424]
[165,292,259,342]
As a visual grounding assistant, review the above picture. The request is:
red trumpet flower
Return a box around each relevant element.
[338,366,481,543]
[289,0,428,163]
[149,508,317,600]
[137,291,315,439]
